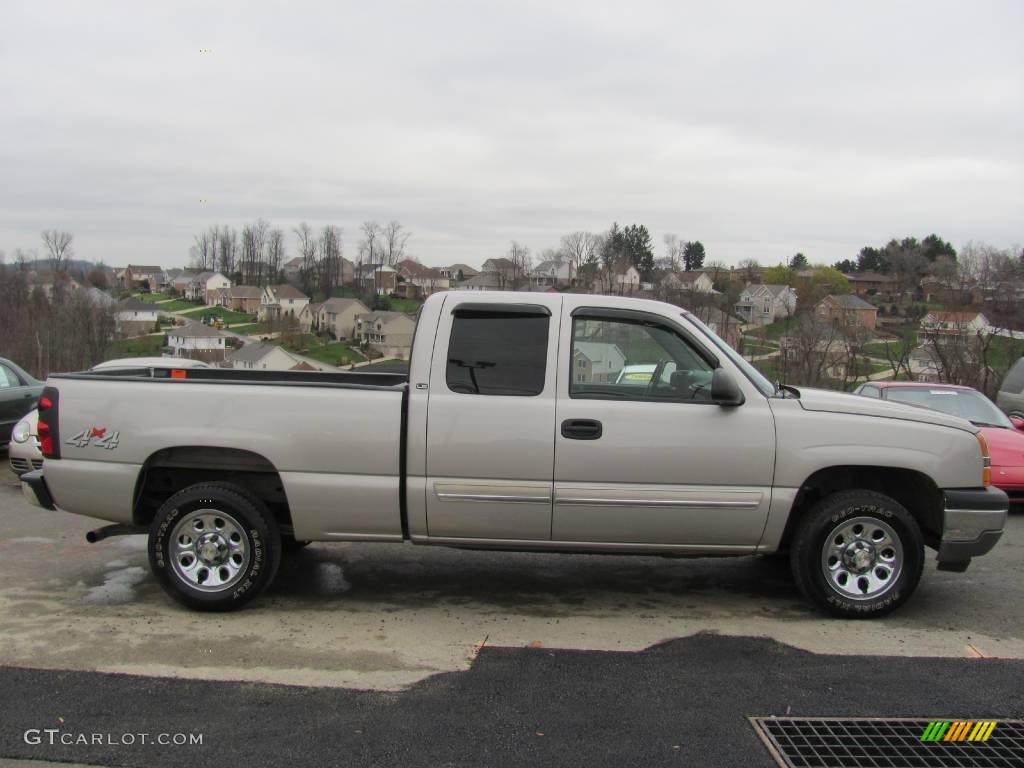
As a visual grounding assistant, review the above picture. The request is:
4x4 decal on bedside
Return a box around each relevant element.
[66,426,120,450]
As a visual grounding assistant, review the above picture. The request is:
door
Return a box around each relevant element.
[425,297,562,540]
[0,362,31,437]
[553,305,776,547]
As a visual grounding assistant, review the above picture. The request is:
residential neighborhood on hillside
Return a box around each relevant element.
[3,231,1024,398]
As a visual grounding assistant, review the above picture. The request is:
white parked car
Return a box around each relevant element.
[8,358,210,476]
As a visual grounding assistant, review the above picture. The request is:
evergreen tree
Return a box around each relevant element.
[683,241,706,271]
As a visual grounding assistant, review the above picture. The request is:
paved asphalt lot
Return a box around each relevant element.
[1,461,1022,767]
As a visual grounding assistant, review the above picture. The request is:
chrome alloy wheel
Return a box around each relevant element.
[169,509,250,592]
[820,516,903,600]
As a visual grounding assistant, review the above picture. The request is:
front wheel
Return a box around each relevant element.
[790,490,924,618]
[149,482,281,611]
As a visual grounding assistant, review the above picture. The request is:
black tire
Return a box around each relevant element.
[148,482,281,611]
[790,489,924,618]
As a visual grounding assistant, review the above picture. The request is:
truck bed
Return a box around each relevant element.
[57,366,409,389]
[43,368,409,541]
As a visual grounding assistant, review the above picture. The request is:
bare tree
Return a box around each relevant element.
[239,219,270,285]
[777,312,842,387]
[663,234,682,272]
[358,221,382,295]
[560,232,599,286]
[318,225,342,298]
[507,241,532,289]
[736,258,761,284]
[41,230,74,274]
[360,221,381,264]
[267,228,285,284]
[293,222,318,296]
[190,229,215,271]
[217,226,238,278]
[882,332,916,381]
[382,220,410,266]
[704,259,729,288]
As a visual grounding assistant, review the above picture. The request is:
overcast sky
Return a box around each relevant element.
[2,1,1021,270]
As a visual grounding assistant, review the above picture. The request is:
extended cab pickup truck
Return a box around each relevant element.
[22,292,1007,617]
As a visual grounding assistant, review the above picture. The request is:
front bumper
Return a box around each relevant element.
[8,436,42,476]
[20,470,56,511]
[936,487,1007,571]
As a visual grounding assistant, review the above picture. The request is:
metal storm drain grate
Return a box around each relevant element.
[750,717,1024,768]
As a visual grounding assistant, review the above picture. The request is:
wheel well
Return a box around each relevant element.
[133,447,293,533]
[778,466,943,552]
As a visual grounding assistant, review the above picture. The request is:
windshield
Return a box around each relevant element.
[682,313,775,397]
[886,387,1013,428]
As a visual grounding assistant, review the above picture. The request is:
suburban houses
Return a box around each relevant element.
[184,271,231,303]
[920,310,991,336]
[227,342,300,371]
[734,283,798,326]
[530,259,574,288]
[165,324,229,363]
[815,293,878,331]
[354,311,417,357]
[312,297,369,339]
[259,284,310,321]
[221,285,262,314]
[120,265,163,291]
[572,341,626,385]
[114,297,159,337]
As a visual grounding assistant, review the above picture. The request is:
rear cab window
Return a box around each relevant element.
[446,308,549,396]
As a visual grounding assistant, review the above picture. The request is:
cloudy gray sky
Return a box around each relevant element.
[2,1,1021,269]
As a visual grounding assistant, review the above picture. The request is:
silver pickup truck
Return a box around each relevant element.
[22,291,1007,617]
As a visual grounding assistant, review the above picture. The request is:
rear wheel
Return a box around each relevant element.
[790,489,924,618]
[149,482,281,611]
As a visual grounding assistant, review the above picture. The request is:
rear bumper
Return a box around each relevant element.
[20,470,56,511]
[936,487,1007,570]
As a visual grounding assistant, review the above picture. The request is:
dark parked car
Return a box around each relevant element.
[0,358,44,447]
[996,357,1024,419]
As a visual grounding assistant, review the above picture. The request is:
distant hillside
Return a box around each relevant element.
[2,258,112,272]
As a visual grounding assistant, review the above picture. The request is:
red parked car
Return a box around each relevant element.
[855,381,1024,504]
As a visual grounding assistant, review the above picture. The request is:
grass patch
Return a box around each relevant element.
[111,335,165,356]
[134,292,174,303]
[748,319,794,341]
[300,342,368,366]
[985,336,1024,374]
[862,341,895,358]
[386,297,422,314]
[327,286,421,314]
[741,341,777,356]
[230,323,272,336]
[180,306,256,324]
[272,334,368,365]
[151,299,197,312]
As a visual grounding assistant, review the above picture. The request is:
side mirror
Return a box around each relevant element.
[1011,416,1024,432]
[710,368,745,407]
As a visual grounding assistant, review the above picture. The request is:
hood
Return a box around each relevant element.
[979,425,1024,467]
[795,387,976,432]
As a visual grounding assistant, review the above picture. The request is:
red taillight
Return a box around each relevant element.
[37,386,60,459]
[38,420,54,456]
[171,369,187,379]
